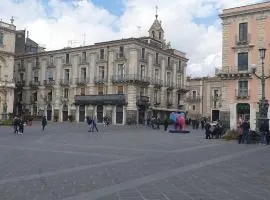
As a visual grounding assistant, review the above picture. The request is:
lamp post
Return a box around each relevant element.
[252,48,270,128]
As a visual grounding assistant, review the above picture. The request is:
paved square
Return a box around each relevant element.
[0,123,269,200]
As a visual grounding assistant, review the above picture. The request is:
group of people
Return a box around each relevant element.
[238,117,270,145]
[12,116,25,135]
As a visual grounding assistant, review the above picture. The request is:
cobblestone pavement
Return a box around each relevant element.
[0,123,269,200]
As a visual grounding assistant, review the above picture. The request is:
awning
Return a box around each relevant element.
[75,94,126,105]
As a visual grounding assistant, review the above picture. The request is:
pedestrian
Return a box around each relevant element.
[164,118,169,131]
[201,119,205,130]
[13,116,19,134]
[42,116,47,131]
[205,122,211,139]
[238,124,243,144]
[259,120,269,145]
[18,117,24,135]
[91,117,99,132]
[241,119,250,144]
[87,116,92,132]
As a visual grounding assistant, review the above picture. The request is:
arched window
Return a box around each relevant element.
[152,31,155,38]
[159,32,161,39]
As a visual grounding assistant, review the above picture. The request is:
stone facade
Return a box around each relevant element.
[186,77,222,122]
[0,19,16,120]
[218,2,270,130]
[14,16,188,124]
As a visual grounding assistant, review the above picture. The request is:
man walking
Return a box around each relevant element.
[241,119,250,144]
[259,120,269,145]
[91,117,99,132]
[42,116,47,131]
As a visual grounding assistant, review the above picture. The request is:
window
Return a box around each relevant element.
[65,54,70,64]
[166,72,171,83]
[177,76,181,86]
[100,49,104,59]
[159,32,161,40]
[192,91,196,98]
[0,32,3,46]
[167,91,172,103]
[119,46,124,57]
[99,66,105,79]
[168,57,170,66]
[98,86,103,95]
[81,68,86,81]
[64,69,70,81]
[155,53,159,64]
[47,71,53,81]
[64,88,69,98]
[117,64,124,77]
[238,52,248,71]
[239,22,248,41]
[178,60,182,71]
[117,85,123,94]
[239,80,248,97]
[178,93,181,104]
[33,91,38,101]
[141,48,145,59]
[34,70,39,82]
[141,65,145,78]
[214,90,219,97]
[36,57,39,67]
[20,73,24,81]
[81,87,85,96]
[48,90,53,101]
[193,105,196,111]
[49,55,53,64]
[152,31,155,38]
[154,91,158,103]
[154,69,159,80]
[82,52,86,61]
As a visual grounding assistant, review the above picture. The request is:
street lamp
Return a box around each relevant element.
[252,48,270,128]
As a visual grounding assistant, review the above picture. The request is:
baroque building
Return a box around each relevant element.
[14,15,189,124]
[218,2,270,130]
[186,77,223,123]
[0,18,16,120]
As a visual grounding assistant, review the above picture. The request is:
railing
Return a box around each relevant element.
[151,78,163,87]
[139,56,148,63]
[167,100,173,106]
[111,74,150,84]
[16,80,25,87]
[235,33,251,46]
[137,95,150,106]
[235,89,250,99]
[47,61,56,68]
[44,80,56,86]
[186,96,202,102]
[18,66,26,72]
[60,79,71,86]
[32,62,40,69]
[94,76,107,84]
[216,66,251,75]
[165,80,173,88]
[116,53,125,60]
[29,81,40,87]
[178,100,185,105]
[76,77,89,85]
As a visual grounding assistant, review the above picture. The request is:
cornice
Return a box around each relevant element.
[0,50,15,57]
[220,6,270,19]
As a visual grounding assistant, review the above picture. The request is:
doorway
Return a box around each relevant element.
[47,104,52,121]
[97,105,103,123]
[116,105,123,124]
[79,105,85,122]
[62,104,68,121]
[237,103,250,122]
[212,110,220,122]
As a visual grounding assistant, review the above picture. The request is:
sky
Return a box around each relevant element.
[0,0,265,77]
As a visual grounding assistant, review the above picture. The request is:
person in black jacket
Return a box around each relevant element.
[205,122,211,139]
[42,116,47,131]
[259,119,269,145]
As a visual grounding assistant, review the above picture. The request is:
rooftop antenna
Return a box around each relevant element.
[10,16,14,24]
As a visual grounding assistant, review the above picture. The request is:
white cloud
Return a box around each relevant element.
[0,0,262,76]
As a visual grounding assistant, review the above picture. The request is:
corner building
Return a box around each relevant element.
[218,2,270,129]
[14,16,188,124]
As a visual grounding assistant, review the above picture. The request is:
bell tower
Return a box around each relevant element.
[148,6,164,42]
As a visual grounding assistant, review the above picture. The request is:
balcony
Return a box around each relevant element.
[165,80,174,89]
[16,80,25,88]
[175,84,190,93]
[76,77,89,85]
[235,34,251,46]
[235,89,250,99]
[151,78,163,88]
[61,96,69,103]
[167,100,173,107]
[74,94,126,105]
[29,81,40,88]
[186,96,201,102]
[216,66,252,80]
[111,74,150,85]
[137,96,150,107]
[44,80,56,87]
[94,76,107,85]
[18,66,26,72]
[153,100,161,106]
[154,61,161,68]
[97,55,107,63]
[139,56,148,63]
[30,97,38,104]
[60,79,71,86]
[47,61,56,68]
[116,53,126,61]
[32,62,40,70]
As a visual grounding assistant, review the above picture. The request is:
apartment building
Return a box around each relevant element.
[218,2,270,129]
[0,18,16,120]
[186,77,223,123]
[14,15,188,124]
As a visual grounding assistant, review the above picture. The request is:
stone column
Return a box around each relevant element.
[27,62,32,86]
[107,50,114,94]
[126,85,137,122]
[89,53,96,95]
[129,48,138,75]
[41,59,47,85]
